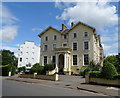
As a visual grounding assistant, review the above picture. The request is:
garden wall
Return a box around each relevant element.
[19,74,59,81]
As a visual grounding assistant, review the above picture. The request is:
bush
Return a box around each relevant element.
[44,64,55,72]
[89,71,101,78]
[79,66,89,76]
[113,74,120,80]
[0,65,16,76]
[30,63,44,75]
[18,66,26,73]
[101,62,118,79]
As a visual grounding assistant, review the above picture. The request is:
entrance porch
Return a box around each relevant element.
[54,47,72,75]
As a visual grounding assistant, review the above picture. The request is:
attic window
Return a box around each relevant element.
[84,32,88,37]
[64,35,67,39]
[45,36,48,41]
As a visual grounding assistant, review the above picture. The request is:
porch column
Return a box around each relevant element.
[64,53,67,69]
[55,54,58,72]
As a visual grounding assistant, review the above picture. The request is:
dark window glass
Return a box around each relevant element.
[84,32,88,37]
[54,35,57,40]
[64,35,67,39]
[20,58,22,62]
[74,33,77,38]
[45,36,48,41]
[44,56,47,65]
[44,45,48,51]
[84,41,89,50]
[73,55,77,65]
[84,54,89,65]
[73,43,77,50]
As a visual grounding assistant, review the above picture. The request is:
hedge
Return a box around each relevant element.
[89,71,101,78]
[101,62,118,79]
[0,65,16,76]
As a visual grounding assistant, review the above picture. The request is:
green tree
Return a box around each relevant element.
[103,55,120,72]
[101,62,118,79]
[0,50,18,66]
[30,63,44,75]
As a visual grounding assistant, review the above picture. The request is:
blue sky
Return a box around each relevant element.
[1,1,119,57]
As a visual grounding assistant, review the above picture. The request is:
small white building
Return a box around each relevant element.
[18,41,40,70]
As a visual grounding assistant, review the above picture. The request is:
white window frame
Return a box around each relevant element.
[83,32,89,37]
[72,42,78,51]
[53,35,57,40]
[83,54,89,66]
[73,32,77,38]
[72,54,78,66]
[44,44,48,51]
[44,36,48,41]
[83,40,90,50]
[52,43,56,50]
[44,56,48,65]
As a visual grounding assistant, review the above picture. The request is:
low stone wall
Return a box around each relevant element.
[85,75,120,86]
[19,74,59,81]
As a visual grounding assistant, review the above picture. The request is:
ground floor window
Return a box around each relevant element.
[73,55,77,65]
[44,56,47,65]
[84,54,89,65]
[52,56,56,68]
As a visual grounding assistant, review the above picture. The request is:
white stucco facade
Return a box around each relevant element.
[18,41,40,69]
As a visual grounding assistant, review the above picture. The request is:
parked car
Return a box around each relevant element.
[83,69,94,78]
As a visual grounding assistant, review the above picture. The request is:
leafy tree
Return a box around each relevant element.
[30,63,44,75]
[18,66,26,73]
[103,55,120,72]
[101,62,118,79]
[0,50,18,66]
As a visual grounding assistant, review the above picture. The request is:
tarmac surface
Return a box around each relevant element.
[2,74,120,97]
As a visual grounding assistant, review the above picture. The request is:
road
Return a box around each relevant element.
[2,78,103,96]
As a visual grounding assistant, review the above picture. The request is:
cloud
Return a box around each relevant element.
[0,25,18,41]
[102,42,118,56]
[56,1,118,31]
[0,4,19,42]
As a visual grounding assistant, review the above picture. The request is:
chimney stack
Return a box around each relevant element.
[71,22,74,27]
[62,24,67,31]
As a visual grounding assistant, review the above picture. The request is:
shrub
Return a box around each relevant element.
[0,65,16,76]
[89,71,101,78]
[30,63,44,75]
[18,66,26,73]
[79,66,89,76]
[101,62,118,79]
[44,64,55,72]
[113,74,120,80]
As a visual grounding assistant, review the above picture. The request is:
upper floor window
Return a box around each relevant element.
[64,35,67,39]
[44,45,48,51]
[73,42,77,50]
[73,55,77,65]
[45,36,48,41]
[84,41,89,50]
[84,32,88,37]
[84,54,89,65]
[53,44,56,49]
[53,35,57,40]
[73,33,77,38]
[44,56,47,65]
[63,43,67,47]
[20,58,22,62]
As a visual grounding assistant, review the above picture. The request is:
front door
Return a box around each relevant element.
[58,54,64,73]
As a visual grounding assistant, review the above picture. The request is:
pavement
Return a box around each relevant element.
[4,74,120,97]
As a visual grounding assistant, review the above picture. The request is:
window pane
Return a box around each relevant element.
[84,32,88,37]
[44,45,48,51]
[74,33,77,38]
[84,54,89,65]
[44,56,47,65]
[73,43,77,50]
[64,35,67,39]
[54,35,57,40]
[84,41,89,50]
[73,55,77,65]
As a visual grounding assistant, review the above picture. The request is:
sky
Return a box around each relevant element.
[0,0,119,57]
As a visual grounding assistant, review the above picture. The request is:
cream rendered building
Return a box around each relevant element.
[38,22,104,75]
